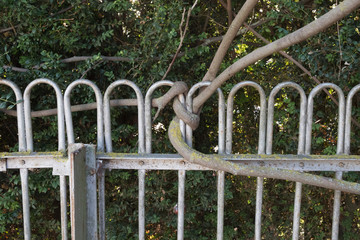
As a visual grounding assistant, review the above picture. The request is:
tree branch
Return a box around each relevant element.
[161,0,198,80]
[192,0,360,113]
[218,1,360,129]
[202,0,258,82]
[200,19,267,47]
[0,98,163,118]
[80,60,104,79]
[243,23,360,129]
[2,56,134,73]
[2,20,269,74]
[226,0,233,26]
[168,117,360,194]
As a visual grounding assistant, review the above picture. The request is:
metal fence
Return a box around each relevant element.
[1,78,360,240]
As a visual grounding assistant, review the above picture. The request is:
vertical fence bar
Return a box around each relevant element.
[59,175,68,238]
[68,143,97,239]
[24,79,66,239]
[145,81,174,153]
[144,81,187,239]
[64,79,103,239]
[216,171,225,240]
[0,80,26,151]
[216,88,225,240]
[343,85,360,240]
[266,82,307,240]
[225,81,266,240]
[177,169,186,240]
[0,80,29,239]
[69,144,87,239]
[344,84,360,155]
[104,80,145,240]
[186,82,225,239]
[305,83,345,240]
[19,169,30,239]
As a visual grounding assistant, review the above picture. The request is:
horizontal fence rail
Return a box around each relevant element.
[0,78,360,240]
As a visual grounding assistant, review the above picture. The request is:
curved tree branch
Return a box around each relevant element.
[192,0,360,113]
[243,22,360,129]
[202,0,258,82]
[168,117,360,194]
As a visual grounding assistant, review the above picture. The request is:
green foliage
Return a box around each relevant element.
[1,0,360,239]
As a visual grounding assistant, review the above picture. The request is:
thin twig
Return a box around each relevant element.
[0,25,20,34]
[161,0,198,80]
[0,2,84,34]
[50,5,76,17]
[336,0,343,82]
[202,12,210,32]
[2,56,134,73]
[80,60,104,79]
[227,0,233,25]
[9,22,17,35]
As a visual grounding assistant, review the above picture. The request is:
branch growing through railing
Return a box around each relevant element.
[168,117,360,194]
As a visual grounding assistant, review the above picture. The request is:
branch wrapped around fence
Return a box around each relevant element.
[168,117,360,194]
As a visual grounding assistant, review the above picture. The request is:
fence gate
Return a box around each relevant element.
[1,78,360,240]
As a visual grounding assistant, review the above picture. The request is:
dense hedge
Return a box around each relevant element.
[1,0,360,239]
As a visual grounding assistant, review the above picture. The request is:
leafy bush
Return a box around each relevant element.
[1,0,359,239]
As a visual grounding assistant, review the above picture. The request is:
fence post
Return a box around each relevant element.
[69,144,98,240]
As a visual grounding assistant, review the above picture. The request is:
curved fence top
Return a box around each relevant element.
[23,78,65,152]
[104,79,145,153]
[226,81,266,155]
[64,79,104,152]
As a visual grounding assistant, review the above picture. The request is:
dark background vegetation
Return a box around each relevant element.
[1,0,360,239]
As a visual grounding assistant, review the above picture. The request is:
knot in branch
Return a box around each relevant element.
[155,81,200,130]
